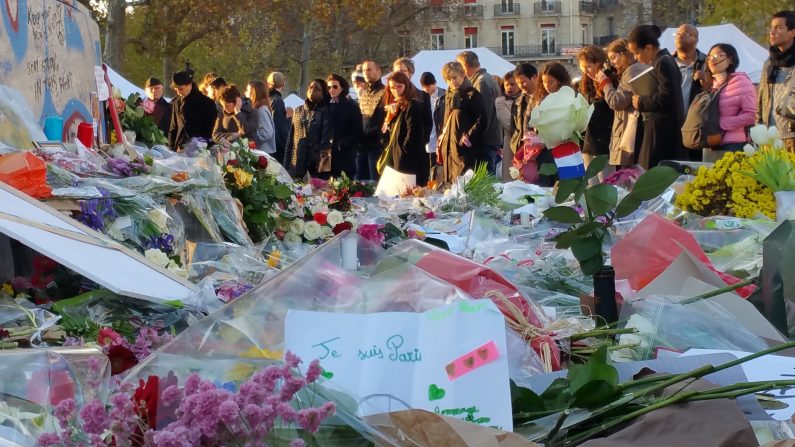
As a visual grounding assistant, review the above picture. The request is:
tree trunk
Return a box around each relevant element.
[103,0,126,70]
[162,30,178,86]
[299,21,312,95]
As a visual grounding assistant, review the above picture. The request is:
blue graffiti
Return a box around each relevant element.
[63,4,84,50]
[2,0,29,62]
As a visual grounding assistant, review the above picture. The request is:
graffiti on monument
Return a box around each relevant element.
[0,0,101,144]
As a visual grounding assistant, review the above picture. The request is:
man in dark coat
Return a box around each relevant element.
[357,60,387,180]
[267,72,290,164]
[672,23,709,161]
[143,77,171,136]
[168,70,218,151]
[457,51,502,173]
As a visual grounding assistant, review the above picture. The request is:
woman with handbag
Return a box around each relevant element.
[596,39,649,171]
[283,79,333,179]
[326,74,363,178]
[378,72,428,186]
[702,43,757,162]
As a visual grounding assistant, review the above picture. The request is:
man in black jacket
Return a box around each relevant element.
[168,70,218,151]
[420,72,445,169]
[357,60,386,180]
[267,72,290,164]
[672,24,709,161]
[143,77,171,136]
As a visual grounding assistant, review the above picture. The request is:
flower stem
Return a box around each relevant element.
[678,276,758,304]
[569,328,637,342]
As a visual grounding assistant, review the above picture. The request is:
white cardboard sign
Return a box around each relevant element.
[284,300,512,430]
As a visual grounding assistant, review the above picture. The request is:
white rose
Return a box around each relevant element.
[327,210,344,226]
[310,203,328,215]
[773,139,785,150]
[144,248,171,267]
[288,219,305,235]
[283,231,302,247]
[303,221,322,241]
[321,225,334,239]
[509,166,521,179]
[742,144,756,155]
[147,209,169,232]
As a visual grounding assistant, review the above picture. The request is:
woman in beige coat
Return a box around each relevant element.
[594,38,650,168]
[495,71,521,181]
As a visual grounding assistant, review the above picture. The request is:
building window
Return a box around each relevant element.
[581,24,589,45]
[431,29,445,50]
[541,0,557,12]
[464,27,478,48]
[501,27,515,56]
[541,26,556,55]
[398,31,411,57]
[501,0,514,13]
[607,16,614,36]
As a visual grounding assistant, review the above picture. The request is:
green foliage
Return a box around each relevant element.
[567,345,620,408]
[542,156,678,276]
[700,0,792,44]
[463,163,501,207]
[119,94,168,147]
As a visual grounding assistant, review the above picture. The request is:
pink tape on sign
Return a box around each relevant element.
[445,341,499,381]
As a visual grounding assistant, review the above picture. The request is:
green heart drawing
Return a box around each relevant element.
[320,368,334,379]
[428,384,446,401]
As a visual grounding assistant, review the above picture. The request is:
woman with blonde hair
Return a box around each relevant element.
[596,38,649,169]
[246,80,276,154]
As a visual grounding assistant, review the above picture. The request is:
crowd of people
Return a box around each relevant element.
[146,10,795,187]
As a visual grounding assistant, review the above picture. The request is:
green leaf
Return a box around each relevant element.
[511,380,546,412]
[540,378,573,411]
[571,235,602,263]
[555,179,582,204]
[584,184,618,216]
[544,206,583,224]
[554,230,582,249]
[567,345,619,408]
[585,155,608,180]
[574,181,587,203]
[272,184,293,200]
[615,193,642,218]
[630,166,679,201]
[134,107,145,118]
[248,210,271,224]
[580,253,605,276]
[539,163,558,176]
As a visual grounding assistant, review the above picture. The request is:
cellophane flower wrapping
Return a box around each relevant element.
[0,347,110,446]
[121,233,543,442]
[613,295,768,362]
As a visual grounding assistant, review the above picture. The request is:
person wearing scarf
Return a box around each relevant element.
[283,79,332,179]
[379,71,428,185]
[757,10,795,151]
[437,61,486,184]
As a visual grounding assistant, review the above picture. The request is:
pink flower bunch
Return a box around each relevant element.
[603,167,644,189]
[38,352,335,447]
[356,223,385,246]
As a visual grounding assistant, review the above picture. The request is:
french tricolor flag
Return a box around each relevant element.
[551,142,585,179]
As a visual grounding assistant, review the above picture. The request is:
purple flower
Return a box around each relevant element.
[183,373,202,395]
[62,336,85,346]
[79,400,108,434]
[284,351,302,368]
[279,377,305,402]
[305,359,322,383]
[290,439,306,447]
[319,401,336,418]
[36,433,61,447]
[161,384,183,407]
[53,398,76,428]
[145,233,176,255]
[296,407,322,433]
[78,188,116,232]
[276,402,297,423]
[218,400,240,424]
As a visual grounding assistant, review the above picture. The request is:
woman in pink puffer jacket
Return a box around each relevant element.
[703,43,758,162]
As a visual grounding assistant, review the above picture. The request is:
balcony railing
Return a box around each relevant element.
[579,0,595,13]
[494,3,520,16]
[596,0,619,9]
[487,44,562,58]
[594,34,619,46]
[533,1,562,16]
[462,4,484,17]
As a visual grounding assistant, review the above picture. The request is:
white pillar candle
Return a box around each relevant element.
[341,235,359,271]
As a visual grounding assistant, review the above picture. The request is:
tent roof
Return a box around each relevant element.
[658,24,768,84]
[106,66,147,99]
[284,93,304,110]
[411,47,516,89]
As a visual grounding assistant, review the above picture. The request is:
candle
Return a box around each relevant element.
[341,236,358,271]
[520,213,530,226]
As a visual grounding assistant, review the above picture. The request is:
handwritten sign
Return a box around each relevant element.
[284,300,512,430]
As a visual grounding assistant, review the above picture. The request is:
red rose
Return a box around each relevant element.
[133,375,159,430]
[258,156,269,169]
[107,344,139,376]
[332,221,353,235]
[249,141,258,149]
[313,212,328,225]
[227,158,239,167]
[352,191,364,197]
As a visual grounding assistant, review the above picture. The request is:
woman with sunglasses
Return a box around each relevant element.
[702,44,757,162]
[325,74,363,178]
[283,79,333,179]
[379,71,429,186]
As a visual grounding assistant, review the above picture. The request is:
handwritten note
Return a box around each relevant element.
[284,300,512,430]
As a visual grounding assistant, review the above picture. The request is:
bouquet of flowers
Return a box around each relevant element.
[218,139,294,242]
[116,92,168,147]
[323,173,374,212]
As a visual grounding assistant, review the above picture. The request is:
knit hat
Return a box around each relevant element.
[144,77,162,88]
[171,70,193,86]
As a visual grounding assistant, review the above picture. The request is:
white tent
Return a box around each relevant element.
[284,93,304,110]
[106,66,147,99]
[659,24,768,84]
[411,47,516,89]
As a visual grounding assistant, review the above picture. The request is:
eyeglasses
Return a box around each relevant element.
[328,85,340,90]
[707,53,727,62]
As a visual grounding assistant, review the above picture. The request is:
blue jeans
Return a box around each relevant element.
[355,150,380,181]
